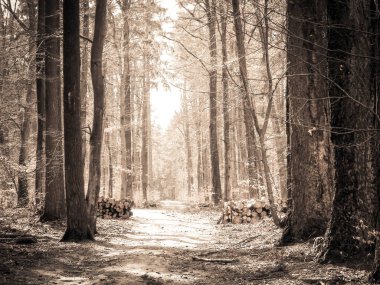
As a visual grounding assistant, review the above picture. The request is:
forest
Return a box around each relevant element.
[0,0,379,284]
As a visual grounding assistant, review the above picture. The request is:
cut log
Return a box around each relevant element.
[97,197,134,219]
[219,200,270,224]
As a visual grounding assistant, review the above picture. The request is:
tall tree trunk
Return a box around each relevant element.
[319,0,377,262]
[183,91,193,197]
[232,0,280,226]
[35,0,45,208]
[81,0,90,185]
[219,0,231,202]
[141,56,149,201]
[62,0,92,241]
[205,0,222,205]
[43,0,65,220]
[370,0,380,279]
[86,0,107,237]
[194,96,203,194]
[17,0,36,207]
[120,0,133,199]
[281,0,334,243]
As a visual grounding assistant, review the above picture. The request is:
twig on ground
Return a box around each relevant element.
[192,256,239,263]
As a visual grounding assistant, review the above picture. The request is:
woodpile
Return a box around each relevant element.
[218,200,271,224]
[97,197,134,219]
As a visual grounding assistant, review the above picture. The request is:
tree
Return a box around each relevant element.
[219,0,231,201]
[120,0,133,199]
[182,90,193,197]
[370,0,380,280]
[61,0,92,241]
[205,0,222,205]
[17,0,36,207]
[42,0,65,220]
[35,0,46,209]
[231,0,280,225]
[281,0,334,243]
[80,0,90,183]
[319,0,378,262]
[86,0,108,236]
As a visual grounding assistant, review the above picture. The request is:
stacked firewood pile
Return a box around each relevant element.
[218,200,271,224]
[97,197,134,219]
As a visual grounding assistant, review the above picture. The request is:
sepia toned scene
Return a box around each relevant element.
[0,0,379,284]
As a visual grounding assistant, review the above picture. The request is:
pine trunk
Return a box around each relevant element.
[81,0,89,185]
[141,57,149,201]
[320,0,378,262]
[35,0,45,208]
[205,0,222,205]
[43,0,65,220]
[282,0,334,243]
[62,0,91,241]
[120,1,133,199]
[220,0,231,202]
[86,0,107,237]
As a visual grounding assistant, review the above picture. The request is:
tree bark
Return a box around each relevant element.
[62,0,92,241]
[141,55,149,201]
[205,0,222,205]
[369,1,380,282]
[86,0,107,237]
[370,1,380,279]
[43,0,65,220]
[120,0,133,199]
[183,91,193,197]
[17,0,36,207]
[35,0,45,208]
[81,0,90,185]
[319,0,378,262]
[219,0,231,202]
[281,0,334,243]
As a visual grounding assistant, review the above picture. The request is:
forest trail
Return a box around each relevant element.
[0,204,370,285]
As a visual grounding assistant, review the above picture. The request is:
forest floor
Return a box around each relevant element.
[0,200,372,285]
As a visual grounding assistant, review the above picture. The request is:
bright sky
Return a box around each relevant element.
[151,0,181,130]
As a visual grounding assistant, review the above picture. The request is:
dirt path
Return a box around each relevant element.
[0,202,371,284]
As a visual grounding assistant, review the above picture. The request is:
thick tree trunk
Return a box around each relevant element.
[319,0,378,262]
[205,0,222,205]
[281,0,334,243]
[219,0,231,202]
[86,0,107,237]
[35,0,45,208]
[120,0,133,199]
[43,0,65,220]
[81,0,89,185]
[370,0,380,279]
[62,0,92,241]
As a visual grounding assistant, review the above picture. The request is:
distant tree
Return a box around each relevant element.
[42,0,65,220]
[204,0,222,205]
[231,0,280,225]
[86,0,108,236]
[120,0,133,199]
[35,0,46,208]
[17,0,36,207]
[218,0,231,201]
